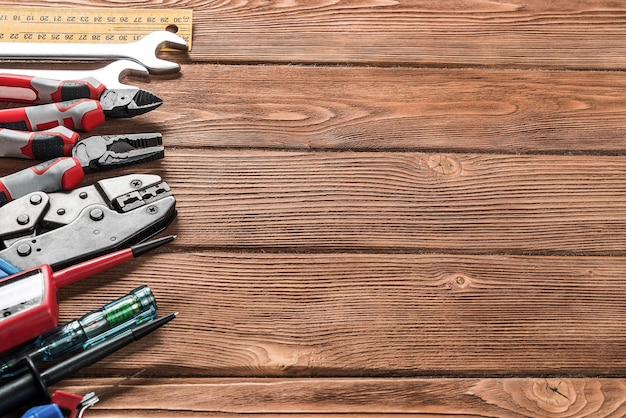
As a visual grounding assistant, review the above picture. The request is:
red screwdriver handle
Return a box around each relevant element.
[0,74,106,104]
[0,99,105,132]
[0,157,84,205]
[0,126,79,160]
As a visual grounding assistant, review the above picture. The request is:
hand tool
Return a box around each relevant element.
[0,173,177,278]
[0,30,188,74]
[0,235,173,353]
[0,73,161,109]
[0,312,176,415]
[0,60,150,90]
[0,132,164,204]
[0,79,162,132]
[0,286,157,378]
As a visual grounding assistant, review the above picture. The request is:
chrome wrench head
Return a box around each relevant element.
[0,60,149,90]
[121,31,188,74]
[83,60,151,88]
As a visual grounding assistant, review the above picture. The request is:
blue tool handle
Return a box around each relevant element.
[21,404,64,418]
[0,257,20,278]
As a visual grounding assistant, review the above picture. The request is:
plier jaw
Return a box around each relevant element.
[99,89,163,118]
[72,133,164,172]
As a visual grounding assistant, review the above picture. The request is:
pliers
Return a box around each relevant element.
[0,74,162,132]
[0,131,164,205]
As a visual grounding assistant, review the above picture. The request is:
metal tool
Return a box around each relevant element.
[0,313,176,416]
[0,235,173,353]
[0,286,157,378]
[0,75,162,132]
[0,30,188,74]
[0,60,150,90]
[0,132,165,205]
[0,173,177,277]
[0,73,160,108]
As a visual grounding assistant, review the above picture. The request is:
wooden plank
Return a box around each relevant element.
[187,1,626,69]
[55,150,626,255]
[3,1,626,69]
[55,252,626,376]
[109,64,626,153]
[35,377,626,417]
[4,150,626,254]
[186,1,626,69]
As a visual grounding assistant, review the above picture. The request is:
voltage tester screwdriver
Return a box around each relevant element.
[0,312,177,416]
[0,286,158,378]
[0,235,174,353]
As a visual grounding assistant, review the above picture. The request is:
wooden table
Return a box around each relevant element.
[3,1,626,416]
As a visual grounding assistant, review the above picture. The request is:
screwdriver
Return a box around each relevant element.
[0,286,158,378]
[0,312,177,416]
[0,235,174,353]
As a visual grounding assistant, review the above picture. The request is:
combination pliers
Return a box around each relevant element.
[0,74,162,131]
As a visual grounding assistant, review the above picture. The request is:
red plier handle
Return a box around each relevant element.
[0,126,80,160]
[0,157,84,205]
[0,99,105,132]
[0,74,105,104]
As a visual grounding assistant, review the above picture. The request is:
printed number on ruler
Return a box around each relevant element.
[0,7,192,50]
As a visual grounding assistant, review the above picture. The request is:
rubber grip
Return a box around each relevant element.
[0,126,79,159]
[0,74,105,104]
[0,99,105,132]
[0,157,84,203]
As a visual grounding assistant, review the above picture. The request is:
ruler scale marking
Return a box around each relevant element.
[0,7,192,50]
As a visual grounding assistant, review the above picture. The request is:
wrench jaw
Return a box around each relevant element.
[90,60,150,90]
[134,31,189,74]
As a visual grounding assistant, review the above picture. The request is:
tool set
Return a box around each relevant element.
[0,19,189,416]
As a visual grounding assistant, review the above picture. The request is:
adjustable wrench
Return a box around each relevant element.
[0,31,188,74]
[0,60,149,90]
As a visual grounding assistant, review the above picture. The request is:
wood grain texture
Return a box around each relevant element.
[6,150,626,254]
[49,252,626,376]
[80,150,626,254]
[188,1,626,69]
[37,377,626,417]
[98,64,626,153]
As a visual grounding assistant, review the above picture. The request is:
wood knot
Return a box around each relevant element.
[424,154,461,176]
[445,274,471,290]
[531,379,577,413]
[467,378,609,417]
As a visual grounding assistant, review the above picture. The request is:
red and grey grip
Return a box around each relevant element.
[0,157,84,206]
[0,99,105,132]
[0,126,79,160]
[0,74,105,104]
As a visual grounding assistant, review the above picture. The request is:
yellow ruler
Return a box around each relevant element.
[0,7,193,50]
